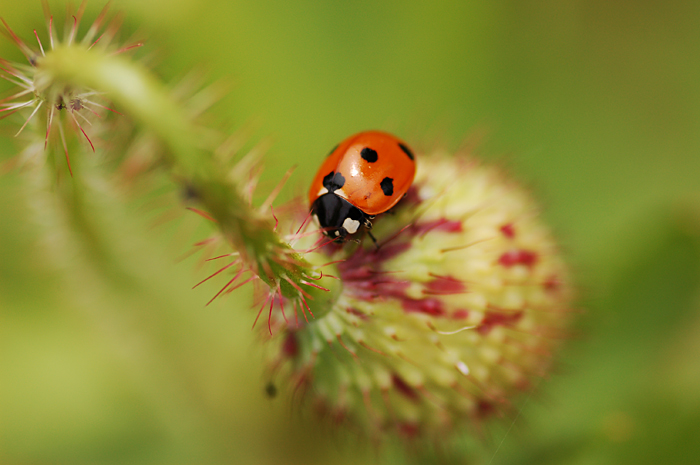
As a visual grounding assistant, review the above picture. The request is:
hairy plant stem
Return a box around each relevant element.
[36,45,335,308]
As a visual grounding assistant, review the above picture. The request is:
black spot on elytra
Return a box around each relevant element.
[380,177,394,196]
[326,144,339,157]
[361,147,378,163]
[398,142,414,161]
[323,171,346,192]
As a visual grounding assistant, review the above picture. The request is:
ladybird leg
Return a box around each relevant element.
[367,230,379,249]
[361,217,380,249]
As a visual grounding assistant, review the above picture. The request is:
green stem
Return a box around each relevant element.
[35,44,337,310]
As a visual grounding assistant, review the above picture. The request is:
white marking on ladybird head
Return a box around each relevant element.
[342,217,361,235]
[311,214,320,227]
[334,230,341,237]
[317,187,328,197]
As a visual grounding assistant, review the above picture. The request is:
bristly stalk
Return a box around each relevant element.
[2,6,333,318]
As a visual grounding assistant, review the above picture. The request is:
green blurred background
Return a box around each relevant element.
[1,1,699,463]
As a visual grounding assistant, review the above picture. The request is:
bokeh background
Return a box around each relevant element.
[1,1,699,464]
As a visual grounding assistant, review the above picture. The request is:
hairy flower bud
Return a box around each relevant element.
[266,152,574,442]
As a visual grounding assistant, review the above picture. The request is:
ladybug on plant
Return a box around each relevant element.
[308,131,416,243]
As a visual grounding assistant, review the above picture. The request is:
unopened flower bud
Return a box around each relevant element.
[266,151,573,442]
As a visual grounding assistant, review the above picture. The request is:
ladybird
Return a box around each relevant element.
[309,130,416,242]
